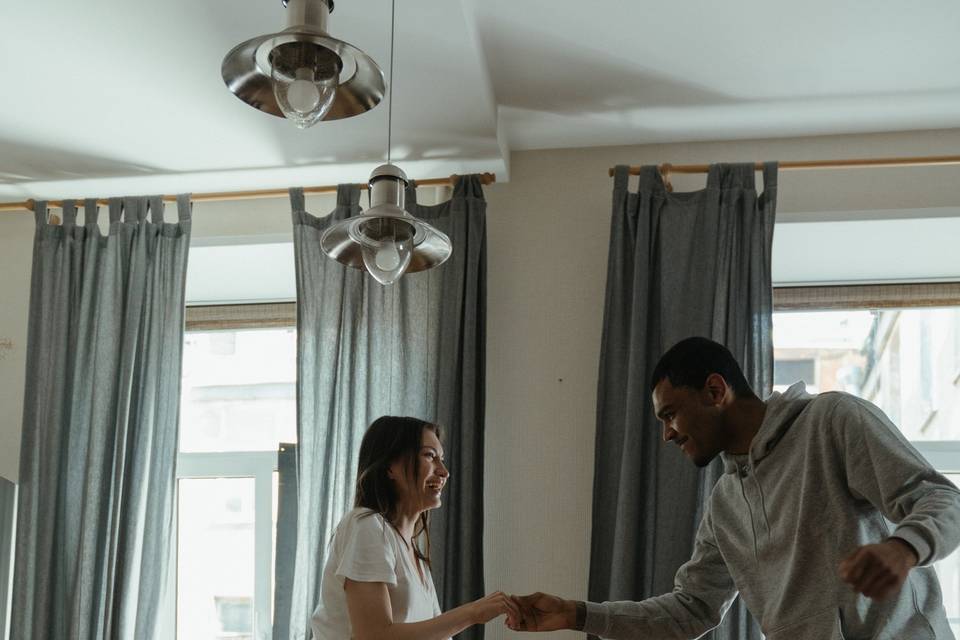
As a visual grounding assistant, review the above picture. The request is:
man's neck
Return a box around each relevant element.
[724,395,767,455]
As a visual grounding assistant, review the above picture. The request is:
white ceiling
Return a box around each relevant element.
[2,0,960,199]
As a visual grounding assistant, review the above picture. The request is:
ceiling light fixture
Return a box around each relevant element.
[320,0,452,285]
[222,0,385,128]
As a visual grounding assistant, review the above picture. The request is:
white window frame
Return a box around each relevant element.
[913,442,960,474]
[167,303,296,640]
[175,452,278,640]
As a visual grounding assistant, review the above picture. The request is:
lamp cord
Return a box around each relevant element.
[387,0,396,165]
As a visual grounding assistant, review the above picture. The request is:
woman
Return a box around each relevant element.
[312,416,518,640]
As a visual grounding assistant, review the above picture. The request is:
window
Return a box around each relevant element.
[174,304,296,640]
[773,283,960,633]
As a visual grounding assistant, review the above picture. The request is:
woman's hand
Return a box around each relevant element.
[467,591,521,626]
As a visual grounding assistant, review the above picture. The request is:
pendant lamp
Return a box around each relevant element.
[320,0,452,285]
[222,0,385,128]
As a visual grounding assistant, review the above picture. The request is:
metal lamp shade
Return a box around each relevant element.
[320,165,453,275]
[222,0,385,122]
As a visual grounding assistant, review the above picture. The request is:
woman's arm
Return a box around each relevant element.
[345,579,518,640]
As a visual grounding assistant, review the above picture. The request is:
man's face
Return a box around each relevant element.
[652,377,727,468]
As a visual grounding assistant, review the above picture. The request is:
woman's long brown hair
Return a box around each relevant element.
[354,416,441,566]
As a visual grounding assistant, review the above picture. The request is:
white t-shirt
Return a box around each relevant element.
[311,507,443,640]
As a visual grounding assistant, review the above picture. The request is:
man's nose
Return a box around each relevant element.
[662,426,677,443]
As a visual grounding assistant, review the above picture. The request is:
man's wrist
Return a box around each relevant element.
[570,600,586,631]
[887,537,920,567]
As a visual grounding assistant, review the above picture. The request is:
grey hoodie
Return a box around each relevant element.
[584,382,960,639]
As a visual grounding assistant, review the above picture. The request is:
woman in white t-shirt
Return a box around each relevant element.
[311,416,519,640]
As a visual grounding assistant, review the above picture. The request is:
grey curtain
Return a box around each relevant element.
[0,476,14,637]
[11,197,191,639]
[589,164,777,640]
[276,177,487,640]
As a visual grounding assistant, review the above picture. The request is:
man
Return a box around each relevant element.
[510,337,960,639]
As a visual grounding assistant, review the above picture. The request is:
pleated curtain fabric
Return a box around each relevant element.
[589,164,777,640]
[276,177,487,640]
[11,196,191,639]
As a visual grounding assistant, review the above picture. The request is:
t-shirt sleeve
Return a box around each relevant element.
[335,513,398,586]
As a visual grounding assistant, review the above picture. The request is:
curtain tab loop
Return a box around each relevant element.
[613,165,630,193]
[61,200,78,229]
[32,200,48,227]
[83,199,100,225]
[452,174,484,201]
[176,195,193,222]
[148,196,165,224]
[108,198,123,223]
[762,162,779,192]
[335,184,360,208]
[289,187,305,223]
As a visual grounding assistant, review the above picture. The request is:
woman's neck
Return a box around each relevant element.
[391,502,422,544]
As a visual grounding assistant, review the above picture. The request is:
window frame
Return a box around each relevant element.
[170,303,296,640]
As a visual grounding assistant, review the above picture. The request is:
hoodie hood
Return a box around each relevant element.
[722,381,814,473]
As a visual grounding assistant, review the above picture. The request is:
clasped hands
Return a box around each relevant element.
[476,591,576,632]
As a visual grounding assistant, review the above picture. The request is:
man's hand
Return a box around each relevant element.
[839,539,919,600]
[506,592,577,632]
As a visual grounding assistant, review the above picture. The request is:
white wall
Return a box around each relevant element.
[0,129,959,637]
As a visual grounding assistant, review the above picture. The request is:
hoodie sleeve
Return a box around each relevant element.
[582,505,738,639]
[832,394,960,566]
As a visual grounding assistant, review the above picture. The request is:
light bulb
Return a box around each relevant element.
[359,218,414,285]
[271,51,340,129]
[287,68,322,113]
[374,243,402,272]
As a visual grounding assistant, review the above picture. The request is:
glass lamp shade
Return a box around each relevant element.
[269,41,341,128]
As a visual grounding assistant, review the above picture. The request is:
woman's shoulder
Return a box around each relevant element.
[335,507,390,539]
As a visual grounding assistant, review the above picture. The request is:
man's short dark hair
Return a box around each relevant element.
[649,337,754,397]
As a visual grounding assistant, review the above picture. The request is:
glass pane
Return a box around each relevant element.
[936,474,960,634]
[178,478,256,640]
[181,328,297,452]
[773,308,960,440]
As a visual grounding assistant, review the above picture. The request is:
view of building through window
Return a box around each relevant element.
[177,327,297,639]
[774,307,960,633]
[774,308,960,441]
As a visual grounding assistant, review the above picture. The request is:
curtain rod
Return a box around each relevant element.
[0,172,497,213]
[607,154,960,177]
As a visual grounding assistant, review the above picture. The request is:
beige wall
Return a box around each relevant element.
[0,214,34,482]
[0,129,959,635]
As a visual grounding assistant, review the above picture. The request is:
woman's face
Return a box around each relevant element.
[390,427,449,513]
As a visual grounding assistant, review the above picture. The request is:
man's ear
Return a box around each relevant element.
[704,373,729,406]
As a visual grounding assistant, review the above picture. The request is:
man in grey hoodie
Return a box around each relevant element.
[509,337,960,639]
